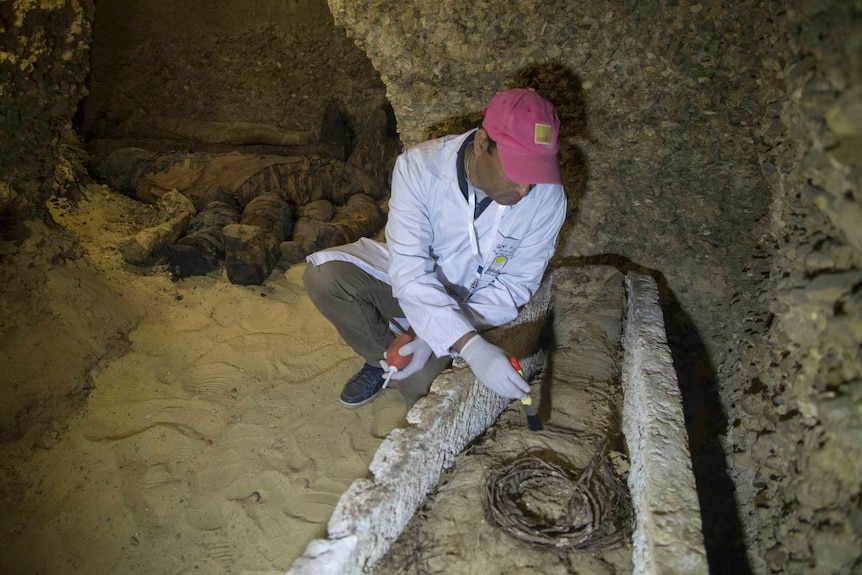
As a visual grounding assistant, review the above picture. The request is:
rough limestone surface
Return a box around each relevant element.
[285,536,358,574]
[285,277,552,575]
[718,3,862,572]
[622,273,707,575]
[0,0,91,225]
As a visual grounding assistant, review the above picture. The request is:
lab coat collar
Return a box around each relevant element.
[426,129,477,187]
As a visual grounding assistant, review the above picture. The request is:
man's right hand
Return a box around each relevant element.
[458,335,529,399]
[380,337,433,380]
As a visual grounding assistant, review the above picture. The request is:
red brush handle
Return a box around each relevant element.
[510,356,524,375]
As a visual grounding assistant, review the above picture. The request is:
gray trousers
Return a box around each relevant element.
[303,260,452,401]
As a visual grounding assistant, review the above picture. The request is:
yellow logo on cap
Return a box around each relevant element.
[534,123,552,145]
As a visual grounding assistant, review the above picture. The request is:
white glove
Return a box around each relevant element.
[458,335,529,399]
[379,337,433,380]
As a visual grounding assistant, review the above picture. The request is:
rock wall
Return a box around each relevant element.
[78,0,387,144]
[724,2,862,573]
[0,0,91,231]
[328,0,861,573]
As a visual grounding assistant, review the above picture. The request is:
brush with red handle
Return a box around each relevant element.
[510,357,543,431]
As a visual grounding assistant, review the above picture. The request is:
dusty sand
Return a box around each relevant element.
[0,183,408,574]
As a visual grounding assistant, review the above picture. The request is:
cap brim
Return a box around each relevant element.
[497,145,562,185]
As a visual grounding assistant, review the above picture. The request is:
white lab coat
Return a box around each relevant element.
[308,130,566,357]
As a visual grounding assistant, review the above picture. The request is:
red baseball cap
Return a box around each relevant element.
[482,88,562,185]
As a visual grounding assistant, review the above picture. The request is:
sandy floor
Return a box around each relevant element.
[0,184,409,574]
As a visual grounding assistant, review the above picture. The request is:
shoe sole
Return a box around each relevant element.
[339,388,385,410]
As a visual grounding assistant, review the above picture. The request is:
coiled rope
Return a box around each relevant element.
[483,444,633,549]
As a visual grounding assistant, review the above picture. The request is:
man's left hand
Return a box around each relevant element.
[458,335,530,399]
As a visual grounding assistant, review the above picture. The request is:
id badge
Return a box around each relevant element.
[484,234,521,278]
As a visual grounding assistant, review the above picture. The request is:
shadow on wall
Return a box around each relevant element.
[514,62,590,250]
[555,253,753,575]
[421,62,590,232]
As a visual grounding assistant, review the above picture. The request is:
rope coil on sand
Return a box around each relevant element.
[483,444,633,550]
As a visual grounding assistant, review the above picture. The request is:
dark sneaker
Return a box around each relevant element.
[340,364,387,409]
